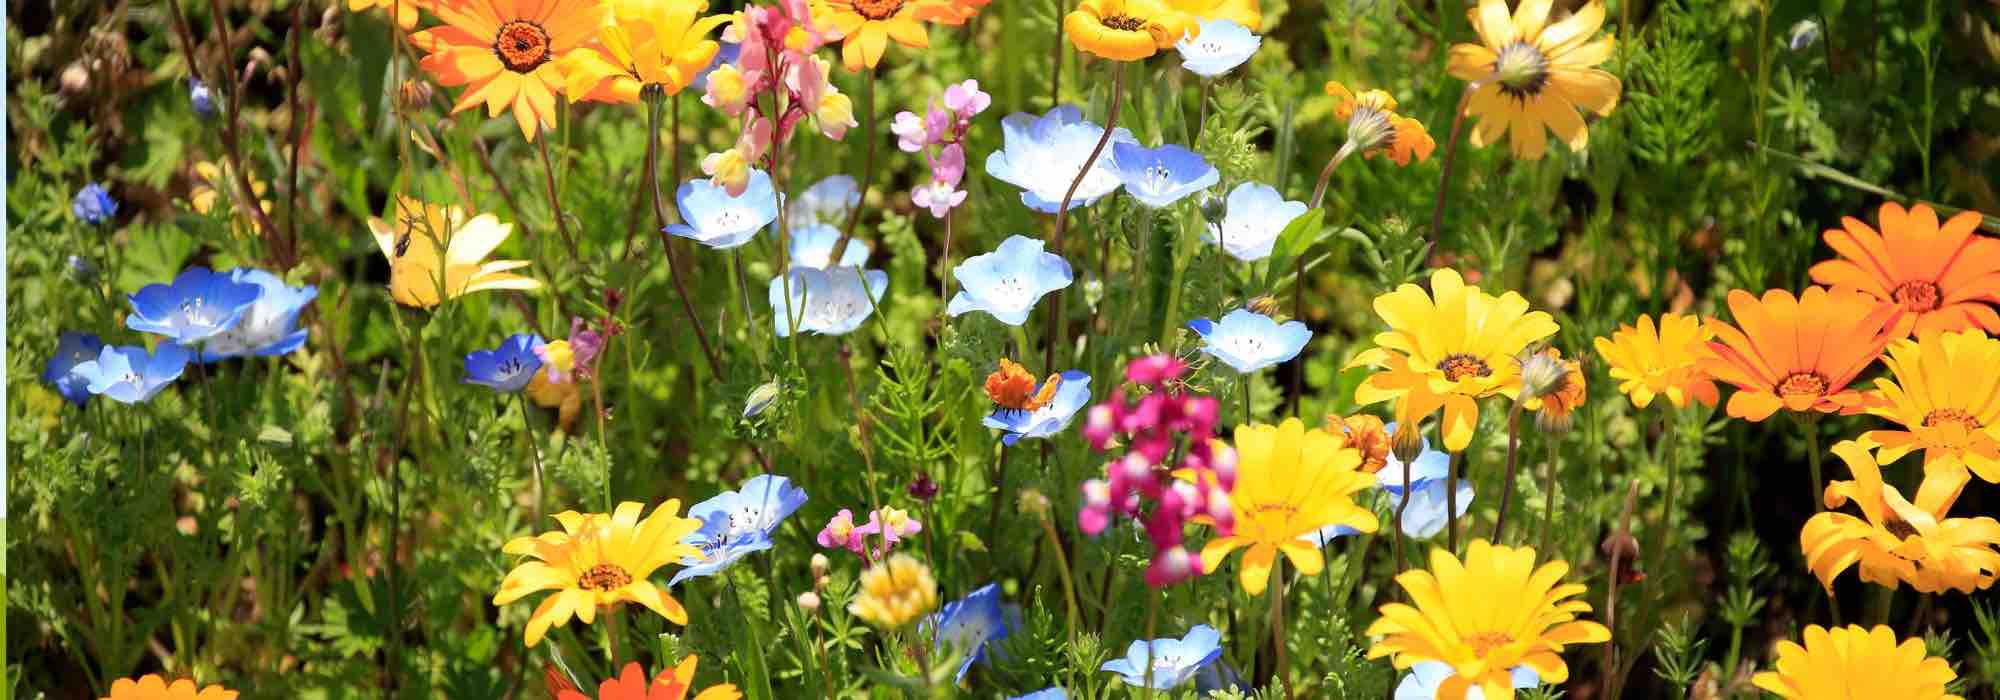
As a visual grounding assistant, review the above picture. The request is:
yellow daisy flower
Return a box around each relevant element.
[1165,0,1258,28]
[493,500,707,647]
[366,196,543,309]
[1367,539,1609,700]
[1063,0,1192,62]
[1198,418,1379,595]
[1591,313,1719,410]
[818,0,960,72]
[350,0,424,29]
[1751,625,1963,700]
[562,0,731,103]
[848,554,939,628]
[1861,329,2000,502]
[1348,267,1560,452]
[1802,440,2000,594]
[1446,0,1621,160]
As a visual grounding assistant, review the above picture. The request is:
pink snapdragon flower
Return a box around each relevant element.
[815,506,923,560]
[1077,353,1236,588]
[698,1,852,195]
[894,80,990,219]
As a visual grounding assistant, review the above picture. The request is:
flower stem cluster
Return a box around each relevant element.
[1078,354,1236,586]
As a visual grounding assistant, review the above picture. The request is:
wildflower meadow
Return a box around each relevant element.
[11,0,2000,697]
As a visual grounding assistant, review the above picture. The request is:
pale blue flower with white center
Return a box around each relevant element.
[200,268,317,361]
[788,223,870,268]
[1101,625,1224,690]
[462,333,545,393]
[1202,182,1307,261]
[1396,477,1474,540]
[947,235,1073,326]
[190,78,216,117]
[1176,19,1261,77]
[1396,661,1538,700]
[43,332,106,406]
[125,266,264,345]
[1306,421,1455,544]
[1009,689,1066,700]
[72,343,192,404]
[984,370,1091,445]
[73,182,117,225]
[984,105,1138,213]
[924,583,1016,681]
[665,169,779,250]
[1106,142,1219,208]
[1186,308,1311,373]
[671,474,808,586]
[786,175,861,231]
[769,265,887,337]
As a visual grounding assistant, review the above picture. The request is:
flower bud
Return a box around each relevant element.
[810,553,831,580]
[797,591,822,615]
[1516,348,1568,402]
[1391,422,1426,464]
[397,79,434,113]
[1017,488,1050,517]
[908,471,939,502]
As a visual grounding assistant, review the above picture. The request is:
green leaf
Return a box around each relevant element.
[957,531,987,553]
[1264,208,1329,283]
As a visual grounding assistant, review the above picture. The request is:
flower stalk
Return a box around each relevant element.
[1425,76,1495,250]
[1042,62,1127,374]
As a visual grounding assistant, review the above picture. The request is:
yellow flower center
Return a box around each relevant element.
[1892,280,1941,312]
[494,20,553,73]
[1438,354,1493,382]
[852,0,906,20]
[1922,407,1979,430]
[1776,371,1828,399]
[578,563,634,591]
[1101,14,1147,31]
[1493,41,1550,99]
[1464,631,1514,657]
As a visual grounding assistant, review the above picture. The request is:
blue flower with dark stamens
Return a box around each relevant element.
[125,266,264,345]
[71,343,192,404]
[1176,19,1261,77]
[462,333,546,393]
[671,474,808,586]
[42,332,106,406]
[1106,143,1219,208]
[984,370,1091,444]
[947,235,1073,326]
[72,182,118,225]
[200,268,317,361]
[1187,308,1311,373]
[924,583,1017,681]
[1101,625,1224,690]
[665,169,779,250]
[769,266,887,337]
[1203,182,1307,261]
[984,105,1138,213]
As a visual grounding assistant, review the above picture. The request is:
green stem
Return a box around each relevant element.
[1491,401,1524,543]
[1043,62,1127,374]
[1039,514,1082,648]
[1141,590,1159,700]
[1539,439,1559,558]
[1270,557,1294,700]
[1444,449,1462,554]
[516,393,546,529]
[1802,414,1825,513]
[1425,78,1493,251]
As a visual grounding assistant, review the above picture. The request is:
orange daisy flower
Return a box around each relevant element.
[412,0,611,141]
[351,0,424,29]
[101,675,236,700]
[1699,287,1900,422]
[1809,201,2000,339]
[557,657,742,700]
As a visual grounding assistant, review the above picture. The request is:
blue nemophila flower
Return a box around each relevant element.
[984,105,1138,213]
[1396,661,1538,700]
[788,223,871,268]
[1395,476,1474,540]
[462,333,546,393]
[1203,182,1307,261]
[1106,142,1220,208]
[1176,19,1261,78]
[72,343,191,404]
[126,266,264,345]
[1010,690,1067,700]
[201,268,317,361]
[787,175,861,231]
[72,182,118,225]
[665,169,779,250]
[42,332,106,406]
[671,474,808,586]
[769,266,888,337]
[947,235,1073,326]
[925,583,1015,681]
[1101,624,1224,690]
[984,370,1091,445]
[190,78,216,117]
[1187,308,1312,373]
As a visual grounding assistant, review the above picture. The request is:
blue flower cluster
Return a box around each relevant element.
[671,474,809,586]
[41,266,317,407]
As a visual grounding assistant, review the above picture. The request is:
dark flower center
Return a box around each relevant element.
[1464,631,1513,657]
[1922,408,1979,430]
[1102,14,1147,32]
[494,20,553,73]
[1892,281,1941,312]
[1776,371,1828,398]
[852,0,905,20]
[1437,354,1492,382]
[1883,516,1920,540]
[578,563,633,591]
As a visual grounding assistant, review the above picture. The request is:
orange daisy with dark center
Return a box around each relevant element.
[494,20,553,73]
[1892,281,1942,312]
[1464,631,1514,656]
[852,0,906,20]
[1777,371,1829,399]
[577,563,633,591]
[1438,353,1493,382]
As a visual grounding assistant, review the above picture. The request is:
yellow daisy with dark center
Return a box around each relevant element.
[1446,0,1621,159]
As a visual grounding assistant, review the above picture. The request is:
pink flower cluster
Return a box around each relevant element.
[1078,354,1237,587]
[891,79,990,218]
[699,0,858,195]
[815,506,923,561]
